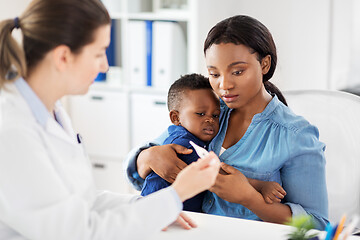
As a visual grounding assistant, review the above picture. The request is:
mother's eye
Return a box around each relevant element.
[233,70,243,75]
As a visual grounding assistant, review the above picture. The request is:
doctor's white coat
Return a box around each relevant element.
[0,82,181,240]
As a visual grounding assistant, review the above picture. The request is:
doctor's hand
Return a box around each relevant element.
[162,212,197,231]
[137,144,191,182]
[172,152,220,202]
[209,163,259,206]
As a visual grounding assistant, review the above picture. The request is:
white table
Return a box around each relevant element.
[149,212,360,240]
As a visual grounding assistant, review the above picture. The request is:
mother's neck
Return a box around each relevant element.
[232,86,272,121]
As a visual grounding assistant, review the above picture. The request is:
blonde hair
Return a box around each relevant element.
[0,18,26,87]
[0,0,110,88]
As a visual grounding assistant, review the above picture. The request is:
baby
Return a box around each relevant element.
[141,73,286,212]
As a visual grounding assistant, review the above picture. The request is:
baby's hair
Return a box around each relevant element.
[167,73,212,111]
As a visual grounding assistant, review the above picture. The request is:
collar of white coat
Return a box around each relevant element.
[14,77,78,145]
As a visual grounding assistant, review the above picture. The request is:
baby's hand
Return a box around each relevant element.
[259,181,286,204]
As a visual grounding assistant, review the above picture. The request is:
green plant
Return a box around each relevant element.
[286,215,318,240]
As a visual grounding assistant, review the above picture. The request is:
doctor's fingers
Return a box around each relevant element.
[179,212,197,228]
[185,161,219,185]
[193,152,220,170]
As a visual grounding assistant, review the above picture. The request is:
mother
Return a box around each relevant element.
[126,15,328,229]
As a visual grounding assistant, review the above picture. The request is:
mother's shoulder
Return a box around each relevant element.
[272,102,318,135]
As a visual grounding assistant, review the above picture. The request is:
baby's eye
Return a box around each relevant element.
[196,112,205,116]
[212,114,219,118]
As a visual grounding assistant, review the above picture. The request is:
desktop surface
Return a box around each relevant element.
[149,211,360,240]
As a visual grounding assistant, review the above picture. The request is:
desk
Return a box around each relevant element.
[149,212,360,240]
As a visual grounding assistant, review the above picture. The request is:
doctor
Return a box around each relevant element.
[0,0,220,239]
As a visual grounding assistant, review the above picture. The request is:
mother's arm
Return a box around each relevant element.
[210,163,292,224]
[137,144,190,181]
[210,125,328,230]
[280,125,328,229]
[124,142,159,191]
[124,131,191,190]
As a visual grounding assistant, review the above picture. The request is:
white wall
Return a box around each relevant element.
[0,0,32,21]
[0,0,32,41]
[219,0,332,91]
[2,0,358,91]
[347,0,360,89]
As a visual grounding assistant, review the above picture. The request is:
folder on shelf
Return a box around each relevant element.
[152,21,187,89]
[146,20,153,86]
[107,19,117,67]
[128,20,148,87]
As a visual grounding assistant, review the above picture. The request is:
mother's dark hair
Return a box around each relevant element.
[203,15,287,106]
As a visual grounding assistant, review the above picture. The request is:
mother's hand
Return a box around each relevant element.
[210,163,258,205]
[137,144,192,183]
[211,163,292,224]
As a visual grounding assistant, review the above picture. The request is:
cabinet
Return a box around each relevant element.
[68,90,130,158]
[90,156,136,194]
[67,89,132,194]
[130,91,171,148]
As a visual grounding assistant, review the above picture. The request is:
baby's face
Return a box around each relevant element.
[178,89,220,142]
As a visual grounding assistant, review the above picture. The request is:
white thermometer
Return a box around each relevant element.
[189,141,209,159]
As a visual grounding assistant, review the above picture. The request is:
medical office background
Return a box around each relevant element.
[1,0,360,194]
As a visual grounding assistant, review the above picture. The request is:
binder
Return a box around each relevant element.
[145,21,153,86]
[107,19,117,67]
[152,21,187,89]
[128,20,148,87]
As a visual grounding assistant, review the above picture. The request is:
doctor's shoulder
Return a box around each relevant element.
[0,104,44,156]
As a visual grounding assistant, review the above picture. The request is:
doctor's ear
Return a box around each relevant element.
[261,55,271,75]
[52,45,73,71]
[169,110,181,125]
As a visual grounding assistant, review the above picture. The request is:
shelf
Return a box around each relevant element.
[90,81,170,95]
[109,12,125,19]
[127,12,189,21]
[90,82,124,92]
[109,9,190,21]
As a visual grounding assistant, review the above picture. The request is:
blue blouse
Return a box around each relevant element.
[125,96,329,230]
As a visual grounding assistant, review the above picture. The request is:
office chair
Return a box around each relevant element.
[283,90,360,227]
